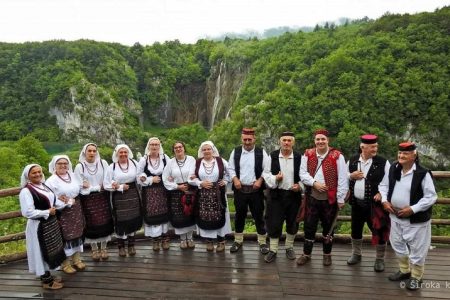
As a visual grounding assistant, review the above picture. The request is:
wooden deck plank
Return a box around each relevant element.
[0,241,449,299]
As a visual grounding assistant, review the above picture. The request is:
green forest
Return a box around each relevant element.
[0,8,449,254]
[0,8,449,162]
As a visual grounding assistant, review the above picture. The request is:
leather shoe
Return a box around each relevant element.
[323,254,332,266]
[296,254,310,266]
[100,249,109,260]
[206,241,214,252]
[118,247,127,257]
[347,254,362,265]
[285,247,296,260]
[259,243,269,255]
[388,271,411,281]
[62,264,77,274]
[406,277,422,290]
[187,239,195,249]
[128,246,136,256]
[73,261,86,271]
[373,258,385,272]
[153,241,160,252]
[264,251,277,263]
[42,281,64,290]
[91,250,100,261]
[180,240,188,250]
[216,241,226,252]
[162,240,170,250]
[230,242,242,253]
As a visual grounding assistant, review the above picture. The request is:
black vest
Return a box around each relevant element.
[387,162,433,223]
[27,184,54,211]
[348,155,387,204]
[232,146,263,188]
[143,156,166,177]
[270,150,301,184]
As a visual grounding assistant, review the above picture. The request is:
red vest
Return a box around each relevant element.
[305,147,340,204]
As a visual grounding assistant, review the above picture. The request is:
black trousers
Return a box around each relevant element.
[351,201,386,244]
[266,189,301,238]
[233,189,266,235]
[303,196,337,254]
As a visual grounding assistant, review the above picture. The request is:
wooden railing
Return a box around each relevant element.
[1,171,449,263]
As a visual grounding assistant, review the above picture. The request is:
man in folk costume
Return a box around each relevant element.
[262,131,302,263]
[347,134,391,272]
[228,128,270,254]
[297,129,348,266]
[379,142,437,291]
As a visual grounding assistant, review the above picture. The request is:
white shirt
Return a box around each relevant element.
[46,174,81,200]
[379,163,437,225]
[228,147,270,185]
[136,154,171,186]
[263,151,300,190]
[74,160,109,195]
[300,148,349,204]
[188,157,229,187]
[162,156,196,190]
[103,159,138,192]
[347,156,391,200]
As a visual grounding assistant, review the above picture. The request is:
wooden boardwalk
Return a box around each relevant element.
[0,240,449,299]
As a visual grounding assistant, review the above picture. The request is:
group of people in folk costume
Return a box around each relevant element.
[20,129,436,291]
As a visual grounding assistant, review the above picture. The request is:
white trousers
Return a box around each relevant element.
[389,219,431,265]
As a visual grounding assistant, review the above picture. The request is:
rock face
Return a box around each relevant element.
[49,80,141,145]
[205,61,249,129]
[158,82,208,127]
[151,60,249,129]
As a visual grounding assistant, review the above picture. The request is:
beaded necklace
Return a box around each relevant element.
[118,160,129,173]
[149,155,160,170]
[84,161,98,175]
[176,156,187,181]
[57,172,71,183]
[29,182,50,192]
[176,156,186,167]
[202,159,215,175]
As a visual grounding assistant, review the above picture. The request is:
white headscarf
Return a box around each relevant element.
[197,141,220,158]
[48,155,73,175]
[112,144,134,163]
[144,137,165,156]
[20,164,45,188]
[78,143,101,164]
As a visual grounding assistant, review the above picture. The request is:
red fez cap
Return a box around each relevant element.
[360,134,378,144]
[398,142,416,151]
[314,129,329,137]
[280,131,295,138]
[241,128,255,135]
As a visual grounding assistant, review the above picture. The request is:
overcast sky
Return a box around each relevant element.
[0,0,447,46]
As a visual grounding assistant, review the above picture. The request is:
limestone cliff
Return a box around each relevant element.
[49,80,142,145]
[152,60,249,129]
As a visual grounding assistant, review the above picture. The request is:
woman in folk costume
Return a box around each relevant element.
[46,155,86,274]
[74,143,114,261]
[104,144,142,257]
[137,137,171,251]
[19,164,66,289]
[188,141,232,252]
[162,141,197,249]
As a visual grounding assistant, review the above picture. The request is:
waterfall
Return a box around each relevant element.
[209,61,225,129]
[159,96,170,126]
